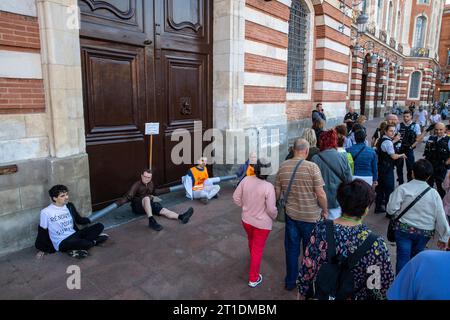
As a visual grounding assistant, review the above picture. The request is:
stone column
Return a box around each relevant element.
[386,64,396,111]
[365,58,378,119]
[37,0,91,214]
[350,51,363,113]
[375,61,388,117]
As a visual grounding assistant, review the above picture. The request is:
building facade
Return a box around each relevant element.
[0,0,447,255]
[437,4,450,102]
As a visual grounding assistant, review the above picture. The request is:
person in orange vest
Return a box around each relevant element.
[235,151,257,186]
[184,157,220,204]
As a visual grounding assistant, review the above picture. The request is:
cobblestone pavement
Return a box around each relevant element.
[0,116,440,300]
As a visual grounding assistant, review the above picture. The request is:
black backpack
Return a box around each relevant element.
[307,220,378,300]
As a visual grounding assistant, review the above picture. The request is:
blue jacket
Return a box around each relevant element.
[235,159,250,185]
[346,143,378,182]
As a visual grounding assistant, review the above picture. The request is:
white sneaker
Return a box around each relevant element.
[248,274,263,288]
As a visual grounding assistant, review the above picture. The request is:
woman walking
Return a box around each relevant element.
[233,159,277,288]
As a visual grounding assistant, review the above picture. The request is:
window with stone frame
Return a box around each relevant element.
[413,16,427,48]
[408,71,421,99]
[286,0,309,94]
[417,0,430,4]
[447,50,450,66]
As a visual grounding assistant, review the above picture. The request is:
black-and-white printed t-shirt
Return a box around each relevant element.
[40,204,76,251]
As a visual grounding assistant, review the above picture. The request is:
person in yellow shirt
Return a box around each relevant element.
[184,157,220,204]
[236,151,257,186]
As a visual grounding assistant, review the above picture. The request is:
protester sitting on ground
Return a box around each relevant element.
[233,159,277,288]
[236,151,257,186]
[183,157,220,204]
[275,138,328,291]
[387,250,450,300]
[386,159,450,274]
[286,129,319,161]
[312,119,324,142]
[116,169,194,231]
[312,130,352,220]
[346,129,378,188]
[297,180,394,300]
[335,124,354,174]
[36,185,109,259]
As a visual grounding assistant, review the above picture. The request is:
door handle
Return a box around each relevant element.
[144,39,152,45]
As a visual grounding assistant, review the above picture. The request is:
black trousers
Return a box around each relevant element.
[59,223,104,252]
[395,148,415,184]
[428,175,446,198]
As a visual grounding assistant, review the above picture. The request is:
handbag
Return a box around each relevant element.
[277,159,304,222]
[386,186,431,242]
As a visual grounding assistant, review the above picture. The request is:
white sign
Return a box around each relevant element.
[145,122,160,135]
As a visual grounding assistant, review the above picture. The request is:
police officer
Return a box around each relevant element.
[395,110,421,184]
[375,124,407,214]
[423,122,450,198]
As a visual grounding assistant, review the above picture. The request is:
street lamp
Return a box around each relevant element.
[356,12,368,35]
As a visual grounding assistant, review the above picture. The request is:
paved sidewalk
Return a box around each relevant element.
[0,117,440,300]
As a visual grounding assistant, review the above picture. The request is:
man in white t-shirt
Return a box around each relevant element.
[37,185,108,258]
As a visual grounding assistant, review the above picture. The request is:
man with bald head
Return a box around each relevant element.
[423,122,450,198]
[275,138,328,291]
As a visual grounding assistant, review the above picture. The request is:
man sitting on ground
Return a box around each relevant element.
[116,169,194,231]
[183,157,220,204]
[36,185,108,259]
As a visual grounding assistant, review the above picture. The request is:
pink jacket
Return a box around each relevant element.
[443,170,450,217]
[233,176,278,230]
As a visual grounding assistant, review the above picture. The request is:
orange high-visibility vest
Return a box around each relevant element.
[190,166,209,190]
[246,165,255,177]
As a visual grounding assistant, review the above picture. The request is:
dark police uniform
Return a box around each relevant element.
[424,135,450,198]
[395,122,420,184]
[375,136,396,212]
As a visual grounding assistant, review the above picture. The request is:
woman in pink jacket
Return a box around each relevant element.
[442,170,450,250]
[233,159,278,288]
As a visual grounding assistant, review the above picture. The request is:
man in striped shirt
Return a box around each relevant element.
[275,138,328,291]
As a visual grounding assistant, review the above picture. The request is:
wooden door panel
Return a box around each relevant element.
[81,41,147,209]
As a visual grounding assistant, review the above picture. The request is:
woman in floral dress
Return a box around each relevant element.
[297,179,395,300]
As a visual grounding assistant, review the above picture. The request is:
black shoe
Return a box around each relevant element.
[95,233,109,245]
[179,207,194,224]
[148,217,163,231]
[200,198,209,205]
[67,250,88,259]
[213,193,219,199]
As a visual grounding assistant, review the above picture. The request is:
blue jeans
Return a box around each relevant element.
[284,214,316,289]
[395,230,430,275]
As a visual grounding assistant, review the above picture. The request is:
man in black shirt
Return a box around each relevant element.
[344,107,359,132]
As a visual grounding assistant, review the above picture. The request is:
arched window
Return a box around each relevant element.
[386,1,393,34]
[408,71,421,99]
[414,16,427,48]
[396,11,401,40]
[287,0,310,93]
[377,0,383,27]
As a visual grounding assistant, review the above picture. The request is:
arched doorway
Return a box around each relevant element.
[360,54,370,116]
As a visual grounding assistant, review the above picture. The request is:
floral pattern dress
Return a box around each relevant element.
[297,221,395,300]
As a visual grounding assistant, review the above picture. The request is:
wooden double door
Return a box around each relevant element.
[79,0,213,210]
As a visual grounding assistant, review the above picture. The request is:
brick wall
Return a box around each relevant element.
[0,78,45,114]
[0,8,45,115]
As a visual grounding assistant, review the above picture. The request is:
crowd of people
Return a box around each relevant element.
[34,101,450,300]
[233,102,450,299]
